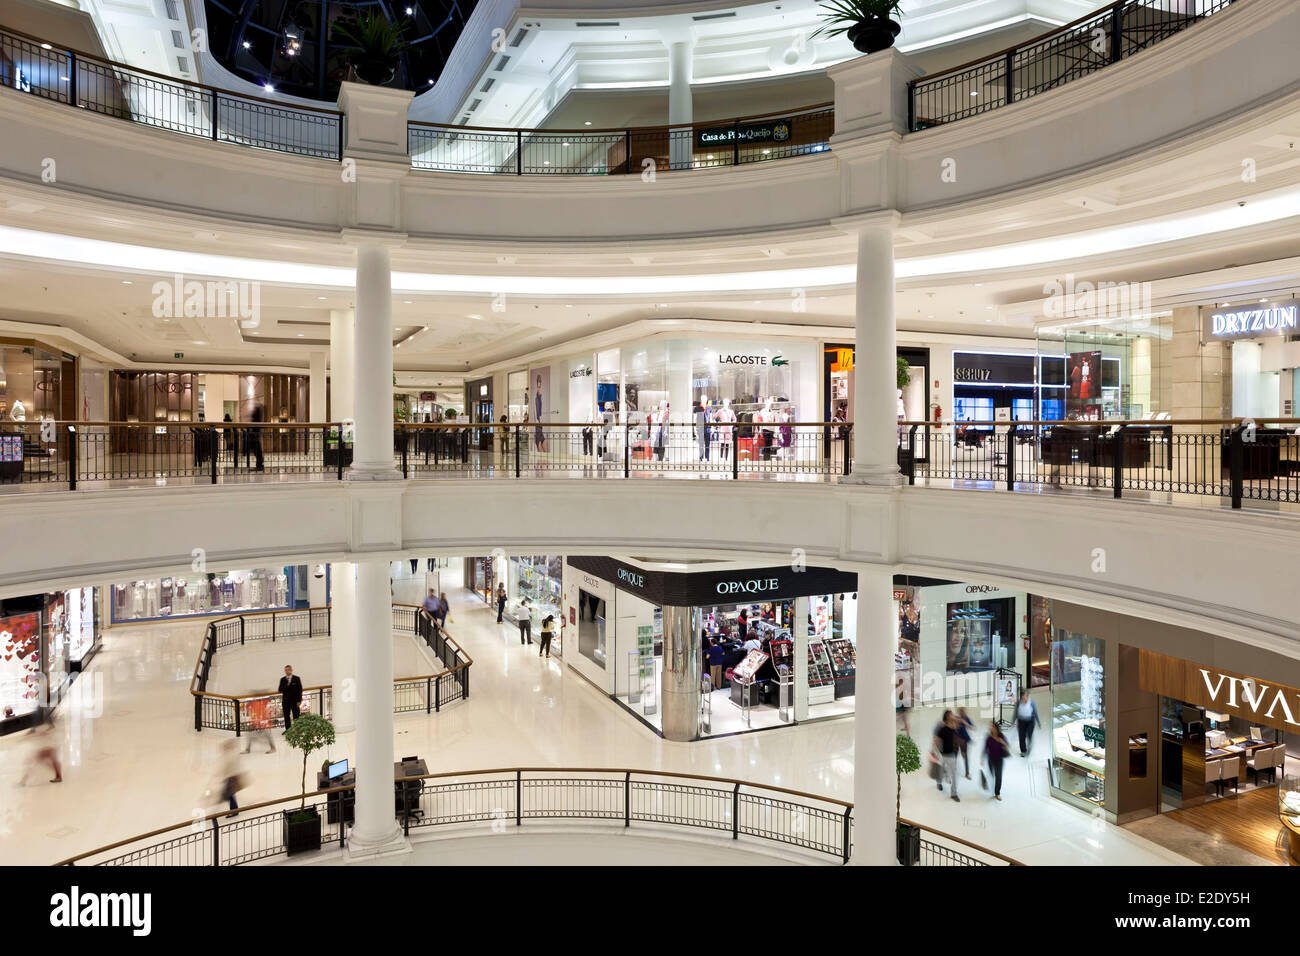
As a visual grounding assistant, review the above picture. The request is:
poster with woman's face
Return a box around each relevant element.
[531,367,550,423]
[946,618,969,671]
[1067,351,1102,419]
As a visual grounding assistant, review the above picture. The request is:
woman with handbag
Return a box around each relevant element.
[983,722,1010,801]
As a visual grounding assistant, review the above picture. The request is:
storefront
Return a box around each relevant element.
[823,343,930,425]
[951,351,1038,425]
[510,555,563,656]
[0,588,102,735]
[465,377,494,449]
[1040,601,1300,864]
[110,567,301,623]
[0,339,75,424]
[1200,298,1300,419]
[563,556,857,741]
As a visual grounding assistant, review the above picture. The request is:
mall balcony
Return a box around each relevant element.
[0,0,1298,880]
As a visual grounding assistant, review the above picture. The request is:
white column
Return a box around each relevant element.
[667,39,694,170]
[851,224,903,485]
[349,244,400,479]
[852,564,896,865]
[309,351,327,422]
[347,557,406,857]
[330,562,356,733]
[329,310,354,422]
[793,596,809,722]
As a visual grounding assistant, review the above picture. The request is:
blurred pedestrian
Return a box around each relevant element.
[218,739,245,818]
[1016,691,1042,757]
[934,710,960,802]
[983,722,1010,801]
[956,707,975,779]
[240,698,276,754]
[18,710,62,785]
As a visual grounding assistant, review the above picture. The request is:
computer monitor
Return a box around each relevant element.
[327,759,349,780]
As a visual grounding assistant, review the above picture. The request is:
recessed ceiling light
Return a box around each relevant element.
[584,121,592,126]
[403,300,412,304]
[1260,298,1268,303]
[297,333,304,337]
[121,279,132,284]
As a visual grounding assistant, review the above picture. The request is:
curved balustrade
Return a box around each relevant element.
[0,24,342,160]
[7,419,1300,515]
[408,103,834,176]
[49,767,1021,866]
[190,603,471,733]
[909,0,1238,130]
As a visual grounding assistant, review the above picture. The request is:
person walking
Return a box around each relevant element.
[495,582,507,623]
[422,588,440,621]
[432,592,451,629]
[956,707,976,779]
[18,710,62,785]
[517,598,532,645]
[278,664,302,731]
[245,405,265,472]
[1016,690,1042,757]
[934,710,960,801]
[539,614,556,658]
[983,721,1010,800]
[218,739,245,818]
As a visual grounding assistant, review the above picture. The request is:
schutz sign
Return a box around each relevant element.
[1203,300,1299,342]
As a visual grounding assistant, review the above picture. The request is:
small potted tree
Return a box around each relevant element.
[812,0,906,55]
[332,12,409,85]
[895,732,922,865]
[283,712,336,855]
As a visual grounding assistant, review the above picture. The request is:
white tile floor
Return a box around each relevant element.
[0,563,1192,866]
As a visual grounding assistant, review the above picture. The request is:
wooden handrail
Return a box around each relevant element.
[189,605,470,704]
[899,816,1024,865]
[52,766,1025,867]
[0,22,344,116]
[900,418,1300,427]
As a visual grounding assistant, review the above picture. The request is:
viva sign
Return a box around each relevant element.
[1201,669,1300,727]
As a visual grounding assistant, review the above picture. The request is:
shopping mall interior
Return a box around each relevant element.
[0,0,1298,902]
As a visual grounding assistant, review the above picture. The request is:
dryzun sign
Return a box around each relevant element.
[1203,300,1300,342]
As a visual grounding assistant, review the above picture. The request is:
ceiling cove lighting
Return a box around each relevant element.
[5,189,1300,295]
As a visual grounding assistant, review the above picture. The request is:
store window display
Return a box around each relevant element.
[0,611,41,723]
[509,555,563,656]
[1050,629,1106,806]
[111,568,293,623]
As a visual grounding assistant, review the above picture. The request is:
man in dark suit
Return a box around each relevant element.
[278,665,302,731]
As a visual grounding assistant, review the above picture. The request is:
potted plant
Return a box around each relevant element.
[897,356,912,391]
[812,0,905,55]
[895,732,922,865]
[332,12,409,85]
[282,712,336,855]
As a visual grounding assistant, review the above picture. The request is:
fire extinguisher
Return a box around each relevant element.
[933,403,942,422]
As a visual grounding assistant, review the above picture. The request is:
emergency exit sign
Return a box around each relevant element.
[174,352,184,359]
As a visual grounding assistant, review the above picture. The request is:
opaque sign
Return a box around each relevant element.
[1205,301,1300,341]
[617,568,646,589]
[716,578,779,596]
[696,120,792,149]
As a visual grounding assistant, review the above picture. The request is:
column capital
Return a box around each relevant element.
[831,209,902,237]
[340,228,408,250]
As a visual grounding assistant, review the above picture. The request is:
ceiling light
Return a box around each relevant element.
[584,121,592,126]
[405,6,414,13]
[121,279,132,284]
[242,41,251,49]
[297,333,303,337]
[403,300,412,304]
[317,296,326,300]
[264,84,275,92]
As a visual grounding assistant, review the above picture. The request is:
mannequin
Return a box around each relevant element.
[695,395,711,462]
[10,399,25,422]
[757,397,776,461]
[715,398,736,460]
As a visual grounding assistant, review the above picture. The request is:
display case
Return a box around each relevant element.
[826,637,857,699]
[807,640,835,705]
[111,568,294,623]
[1050,628,1106,807]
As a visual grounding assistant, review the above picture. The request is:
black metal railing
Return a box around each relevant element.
[898,419,1300,509]
[0,24,343,160]
[53,768,1023,867]
[909,0,1238,130]
[409,103,834,176]
[396,421,852,480]
[190,604,470,732]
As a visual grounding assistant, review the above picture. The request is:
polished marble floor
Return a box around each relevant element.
[0,564,1192,866]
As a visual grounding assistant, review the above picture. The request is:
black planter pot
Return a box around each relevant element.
[847,16,902,54]
[896,822,921,866]
[283,807,322,856]
[353,58,396,85]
